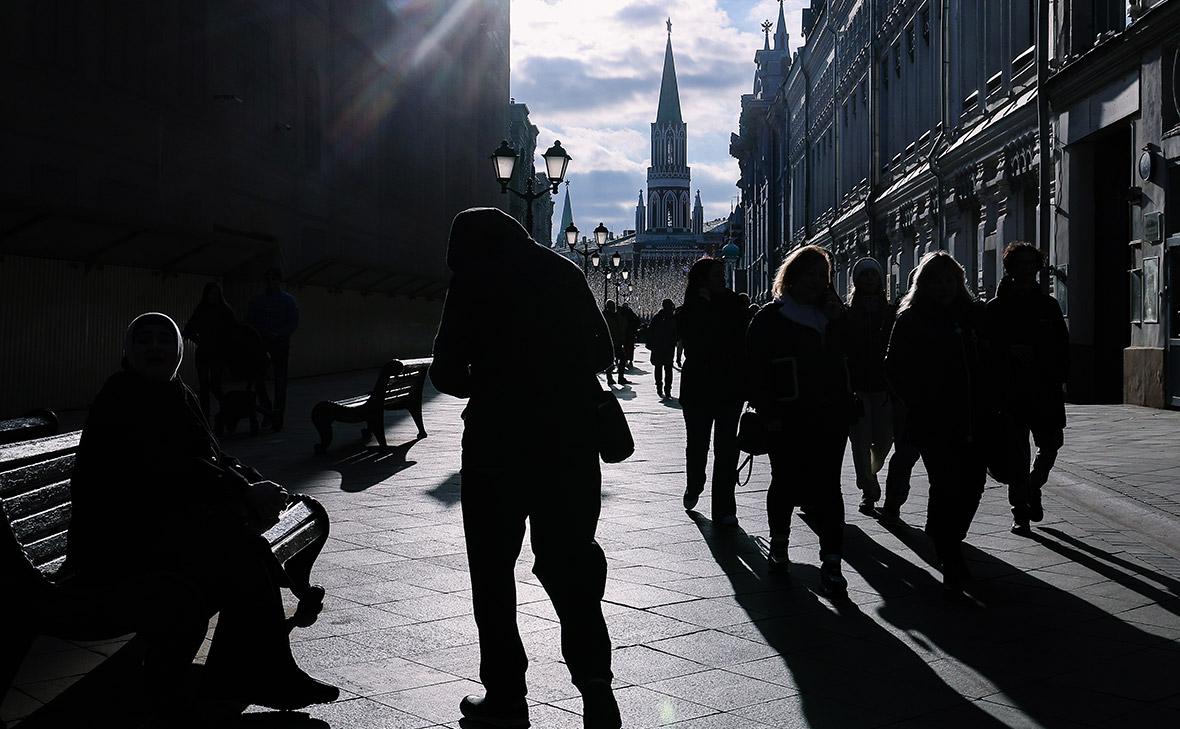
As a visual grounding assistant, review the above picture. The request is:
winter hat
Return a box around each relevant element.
[851,257,884,283]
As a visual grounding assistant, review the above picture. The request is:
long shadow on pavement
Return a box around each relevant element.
[690,514,1008,728]
[842,522,1180,727]
[1036,526,1180,604]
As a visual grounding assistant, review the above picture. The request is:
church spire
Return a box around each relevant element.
[558,182,574,236]
[656,19,683,125]
[774,0,788,51]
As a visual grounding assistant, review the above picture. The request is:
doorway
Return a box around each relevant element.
[1089,124,1133,403]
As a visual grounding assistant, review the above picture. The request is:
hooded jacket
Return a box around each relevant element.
[430,208,614,460]
[985,277,1069,420]
[675,288,748,408]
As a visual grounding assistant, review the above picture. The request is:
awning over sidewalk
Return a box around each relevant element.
[0,205,276,279]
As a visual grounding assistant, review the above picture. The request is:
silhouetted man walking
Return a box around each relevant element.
[986,242,1068,534]
[430,208,621,729]
[247,267,298,431]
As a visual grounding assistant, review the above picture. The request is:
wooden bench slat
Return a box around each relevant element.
[23,530,69,570]
[271,523,322,564]
[11,502,72,545]
[0,432,80,470]
[0,455,76,499]
[263,502,315,544]
[5,480,71,520]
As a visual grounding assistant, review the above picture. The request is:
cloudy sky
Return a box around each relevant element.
[510,0,807,244]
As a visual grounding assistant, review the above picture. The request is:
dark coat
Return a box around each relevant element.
[985,278,1068,427]
[646,309,678,365]
[675,290,747,408]
[746,302,855,437]
[66,369,254,579]
[845,299,896,393]
[885,302,991,449]
[620,307,640,348]
[603,309,626,352]
[183,302,236,364]
[430,208,614,464]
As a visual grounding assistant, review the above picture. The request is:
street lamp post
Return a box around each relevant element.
[590,250,622,305]
[566,222,609,277]
[491,139,571,237]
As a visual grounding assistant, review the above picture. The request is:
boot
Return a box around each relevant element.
[459,694,530,728]
[581,681,621,729]
[767,533,790,575]
[819,554,847,597]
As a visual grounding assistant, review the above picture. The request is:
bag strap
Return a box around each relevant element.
[736,453,755,487]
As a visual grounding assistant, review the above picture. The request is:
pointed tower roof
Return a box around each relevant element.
[559,183,574,233]
[656,19,683,125]
[774,0,788,51]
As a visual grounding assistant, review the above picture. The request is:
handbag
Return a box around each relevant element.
[737,408,769,456]
[593,386,635,463]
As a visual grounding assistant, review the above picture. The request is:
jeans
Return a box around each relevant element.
[682,401,743,518]
[256,336,290,424]
[460,448,612,698]
[653,363,673,394]
[849,391,894,500]
[920,442,986,570]
[766,432,847,557]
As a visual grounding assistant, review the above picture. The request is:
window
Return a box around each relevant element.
[1130,266,1144,323]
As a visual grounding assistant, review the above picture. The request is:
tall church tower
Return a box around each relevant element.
[645,19,691,233]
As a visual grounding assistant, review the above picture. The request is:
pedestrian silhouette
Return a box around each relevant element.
[429,207,622,729]
[985,242,1069,534]
[216,320,271,436]
[746,245,853,596]
[880,267,922,525]
[885,251,990,598]
[844,257,896,516]
[646,298,678,399]
[247,267,298,431]
[182,281,236,422]
[676,257,747,526]
[619,302,640,369]
[602,300,629,385]
[64,312,338,722]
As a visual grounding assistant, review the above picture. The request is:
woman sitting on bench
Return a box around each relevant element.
[65,312,338,720]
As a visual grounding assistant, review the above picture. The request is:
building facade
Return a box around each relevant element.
[0,0,510,415]
[506,100,555,246]
[731,0,1180,407]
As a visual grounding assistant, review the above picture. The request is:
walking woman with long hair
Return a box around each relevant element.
[885,251,990,598]
[676,257,748,525]
[746,245,854,597]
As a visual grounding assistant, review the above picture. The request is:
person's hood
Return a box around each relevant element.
[123,312,184,381]
[446,207,533,273]
[774,292,828,334]
[852,256,884,283]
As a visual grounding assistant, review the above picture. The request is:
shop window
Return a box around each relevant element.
[1144,256,1160,323]
[1130,266,1143,324]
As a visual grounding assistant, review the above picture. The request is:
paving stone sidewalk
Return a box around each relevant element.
[5,349,1180,728]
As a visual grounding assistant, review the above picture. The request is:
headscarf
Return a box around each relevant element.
[851,257,884,284]
[124,312,184,381]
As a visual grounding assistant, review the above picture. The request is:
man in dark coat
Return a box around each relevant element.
[646,299,678,398]
[430,208,621,729]
[986,242,1069,534]
[602,300,629,385]
[676,258,747,525]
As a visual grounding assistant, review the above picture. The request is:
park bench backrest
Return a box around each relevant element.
[0,432,82,583]
[368,358,431,410]
[0,411,59,446]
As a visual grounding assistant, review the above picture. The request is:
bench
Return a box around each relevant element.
[0,431,330,722]
[0,410,58,446]
[311,357,431,453]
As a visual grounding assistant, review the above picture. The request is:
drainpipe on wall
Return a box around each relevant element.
[1036,0,1052,294]
[929,0,951,254]
[867,0,881,261]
